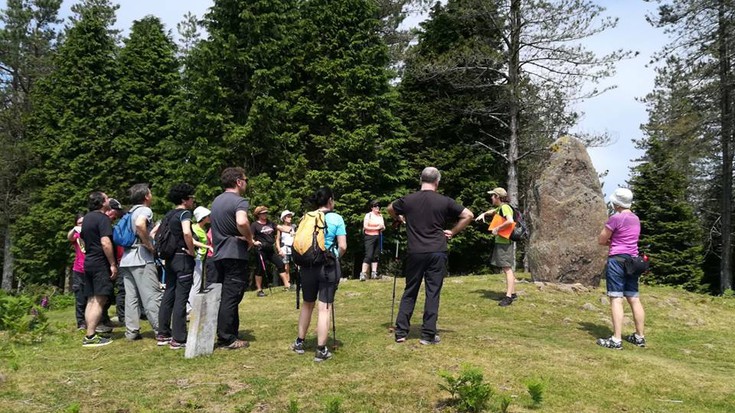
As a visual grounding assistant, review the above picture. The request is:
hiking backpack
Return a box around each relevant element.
[155,210,182,260]
[508,204,529,242]
[292,210,332,267]
[112,206,140,248]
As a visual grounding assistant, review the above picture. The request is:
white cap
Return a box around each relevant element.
[280,210,294,220]
[193,206,211,222]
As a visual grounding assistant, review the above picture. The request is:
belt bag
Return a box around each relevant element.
[614,254,648,277]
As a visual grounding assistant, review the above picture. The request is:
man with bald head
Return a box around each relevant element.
[387,167,474,345]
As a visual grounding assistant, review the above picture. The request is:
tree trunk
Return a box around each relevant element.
[506,0,522,206]
[2,226,14,292]
[718,0,733,293]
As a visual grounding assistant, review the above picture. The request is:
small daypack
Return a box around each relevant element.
[508,204,528,242]
[155,210,182,260]
[112,206,141,248]
[292,210,332,267]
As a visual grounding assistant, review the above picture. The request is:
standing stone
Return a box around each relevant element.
[185,283,222,359]
[526,136,608,286]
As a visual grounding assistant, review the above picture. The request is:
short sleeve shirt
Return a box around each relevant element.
[605,212,640,257]
[81,210,113,269]
[192,224,208,260]
[120,205,155,267]
[71,230,85,273]
[494,204,514,245]
[391,190,465,254]
[251,221,277,250]
[325,212,346,257]
[211,191,250,261]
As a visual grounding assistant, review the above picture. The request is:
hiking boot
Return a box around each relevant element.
[596,336,623,350]
[156,335,172,346]
[314,346,333,362]
[359,273,367,282]
[291,340,305,355]
[625,333,646,347]
[419,335,441,345]
[498,296,513,307]
[169,339,186,350]
[257,290,266,298]
[95,324,113,333]
[82,334,112,347]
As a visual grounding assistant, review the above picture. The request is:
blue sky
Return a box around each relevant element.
[4,1,670,199]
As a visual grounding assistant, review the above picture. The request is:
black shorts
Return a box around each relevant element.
[300,261,340,304]
[83,266,114,297]
[255,248,286,275]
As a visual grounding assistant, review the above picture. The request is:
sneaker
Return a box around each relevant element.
[156,335,172,346]
[359,273,366,282]
[395,336,407,343]
[220,339,250,350]
[95,324,113,333]
[314,347,333,362]
[82,334,112,347]
[77,323,87,331]
[291,340,305,355]
[257,290,266,297]
[126,332,143,341]
[289,284,297,291]
[169,339,186,350]
[371,272,379,280]
[511,293,518,301]
[625,333,646,347]
[498,296,513,307]
[596,336,623,350]
[419,335,441,345]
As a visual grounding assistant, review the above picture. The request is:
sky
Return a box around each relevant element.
[4,0,670,199]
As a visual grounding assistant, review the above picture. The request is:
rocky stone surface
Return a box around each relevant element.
[527,136,608,286]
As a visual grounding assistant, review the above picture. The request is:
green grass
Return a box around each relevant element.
[1,274,734,412]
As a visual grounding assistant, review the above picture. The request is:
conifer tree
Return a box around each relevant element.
[13,0,120,284]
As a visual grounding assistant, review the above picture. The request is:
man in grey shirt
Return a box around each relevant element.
[119,183,163,341]
[210,167,255,349]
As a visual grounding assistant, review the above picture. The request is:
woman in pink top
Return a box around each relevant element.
[67,213,87,330]
[360,200,385,281]
[596,188,646,350]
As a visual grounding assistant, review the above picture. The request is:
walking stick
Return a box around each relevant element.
[389,236,399,333]
[258,250,272,295]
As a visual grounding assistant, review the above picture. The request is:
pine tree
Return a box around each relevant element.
[13,0,120,285]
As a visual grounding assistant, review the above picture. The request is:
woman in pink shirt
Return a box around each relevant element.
[67,213,87,330]
[596,188,646,350]
[360,200,385,281]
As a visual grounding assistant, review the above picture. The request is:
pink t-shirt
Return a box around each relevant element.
[605,212,640,257]
[71,230,85,273]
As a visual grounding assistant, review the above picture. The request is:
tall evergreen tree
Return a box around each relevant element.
[117,15,181,208]
[13,0,120,285]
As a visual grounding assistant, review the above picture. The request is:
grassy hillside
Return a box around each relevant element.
[1,274,733,412]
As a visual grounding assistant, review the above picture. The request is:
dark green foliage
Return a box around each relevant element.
[398,0,506,272]
[438,364,493,413]
[525,378,546,407]
[0,290,49,344]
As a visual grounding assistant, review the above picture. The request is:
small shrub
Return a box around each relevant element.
[525,378,546,407]
[438,364,492,413]
[63,402,81,413]
[323,396,342,413]
[498,394,512,413]
[48,294,76,310]
[287,398,299,413]
[0,294,49,344]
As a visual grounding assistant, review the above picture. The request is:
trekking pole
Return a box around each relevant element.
[389,236,399,333]
[258,250,272,295]
[331,302,337,350]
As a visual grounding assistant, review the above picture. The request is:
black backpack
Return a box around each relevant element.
[155,210,182,260]
[508,204,529,242]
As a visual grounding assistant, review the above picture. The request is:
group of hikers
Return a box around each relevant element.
[70,166,647,361]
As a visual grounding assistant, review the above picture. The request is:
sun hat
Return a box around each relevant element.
[487,187,508,198]
[609,188,633,209]
[254,205,268,216]
[193,206,211,222]
[109,198,123,211]
[280,210,294,220]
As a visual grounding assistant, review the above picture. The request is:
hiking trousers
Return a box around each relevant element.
[214,258,249,345]
[395,252,448,341]
[121,263,162,339]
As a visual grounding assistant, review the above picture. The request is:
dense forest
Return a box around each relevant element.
[0,0,731,295]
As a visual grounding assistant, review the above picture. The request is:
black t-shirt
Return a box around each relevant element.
[81,210,113,269]
[251,220,277,250]
[391,190,465,254]
[165,208,192,252]
[211,191,250,261]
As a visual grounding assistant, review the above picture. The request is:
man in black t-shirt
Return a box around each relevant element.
[387,167,474,345]
[80,191,117,347]
[210,167,255,350]
[251,206,289,297]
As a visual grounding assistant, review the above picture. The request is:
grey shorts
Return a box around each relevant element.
[491,242,514,268]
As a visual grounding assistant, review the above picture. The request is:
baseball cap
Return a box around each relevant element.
[487,187,508,198]
[193,206,211,222]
